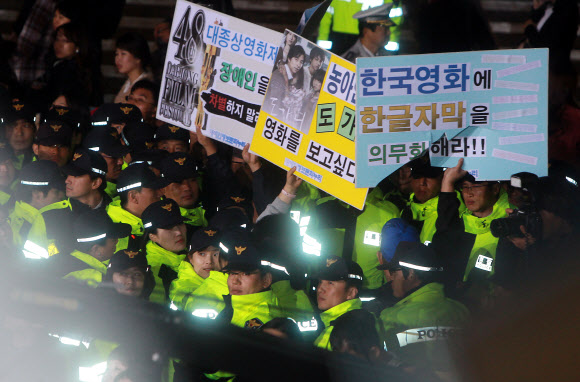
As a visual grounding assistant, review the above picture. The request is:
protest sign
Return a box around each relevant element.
[355,49,548,188]
[252,30,368,209]
[156,0,282,149]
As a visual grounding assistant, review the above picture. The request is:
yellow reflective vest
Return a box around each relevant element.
[145,241,186,305]
[227,290,281,329]
[314,298,362,350]
[106,199,143,252]
[180,206,208,227]
[62,250,108,288]
[406,192,465,244]
[9,201,50,260]
[271,280,314,323]
[184,270,229,316]
[169,260,205,310]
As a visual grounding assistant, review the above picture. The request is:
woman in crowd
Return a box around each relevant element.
[114,32,153,104]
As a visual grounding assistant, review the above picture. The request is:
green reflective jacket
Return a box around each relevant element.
[184,270,229,315]
[0,190,11,205]
[104,181,118,200]
[406,192,465,244]
[314,298,362,350]
[318,0,364,40]
[106,199,143,251]
[353,188,400,289]
[461,191,511,280]
[169,260,205,310]
[145,241,186,305]
[271,280,314,323]
[62,250,108,288]
[9,201,50,259]
[229,290,281,328]
[180,206,208,227]
[379,283,469,352]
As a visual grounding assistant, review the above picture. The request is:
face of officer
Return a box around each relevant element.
[127,187,160,218]
[149,223,187,253]
[157,139,188,153]
[112,266,145,297]
[391,268,421,298]
[5,120,35,154]
[461,181,500,218]
[0,159,15,189]
[33,144,71,167]
[100,153,123,181]
[162,178,199,209]
[31,188,65,210]
[189,245,220,279]
[411,175,442,204]
[65,174,101,199]
[227,269,272,295]
[316,280,357,311]
[92,238,118,262]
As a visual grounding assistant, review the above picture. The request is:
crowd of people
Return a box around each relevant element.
[1,1,580,381]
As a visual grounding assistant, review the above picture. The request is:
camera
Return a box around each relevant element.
[490,173,543,239]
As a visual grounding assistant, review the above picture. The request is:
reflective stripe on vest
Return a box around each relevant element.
[396,326,459,347]
[23,240,48,259]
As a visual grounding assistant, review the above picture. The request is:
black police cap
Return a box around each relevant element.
[19,160,65,190]
[142,199,185,231]
[35,120,73,147]
[155,123,190,143]
[189,227,221,253]
[116,162,166,194]
[62,148,108,179]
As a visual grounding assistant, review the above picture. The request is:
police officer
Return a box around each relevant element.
[141,198,188,304]
[313,256,364,350]
[33,119,74,167]
[401,157,464,245]
[107,162,164,251]
[83,127,131,199]
[2,101,36,170]
[90,102,143,133]
[432,158,512,294]
[342,3,396,63]
[50,210,131,287]
[103,249,155,299]
[379,242,469,369]
[9,160,65,260]
[169,227,222,310]
[158,152,207,228]
[41,148,110,257]
[155,123,190,154]
[0,142,17,205]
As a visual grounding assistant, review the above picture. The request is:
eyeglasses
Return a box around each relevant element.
[460,183,489,193]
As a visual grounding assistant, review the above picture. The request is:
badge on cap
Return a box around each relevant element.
[235,246,246,255]
[13,104,24,111]
[56,108,68,116]
[231,196,245,203]
[73,153,82,161]
[244,318,264,330]
[168,125,179,133]
[120,106,133,115]
[124,250,139,258]
[326,258,338,267]
[111,131,119,138]
[145,141,154,149]
[161,203,173,212]
[51,124,62,132]
[205,229,217,237]
[174,157,186,166]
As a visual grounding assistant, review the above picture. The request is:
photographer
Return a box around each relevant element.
[492,174,580,288]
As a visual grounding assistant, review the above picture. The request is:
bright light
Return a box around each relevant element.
[317,40,333,50]
[357,0,383,11]
[389,7,403,17]
[79,362,107,382]
[169,302,178,311]
[566,176,578,186]
[385,41,399,51]
[360,297,376,302]
[302,234,322,256]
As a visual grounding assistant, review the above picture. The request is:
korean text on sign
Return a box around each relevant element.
[367,141,428,166]
[305,141,356,184]
[359,101,467,133]
[430,136,487,157]
[323,62,356,104]
[219,61,269,95]
[262,116,302,154]
[206,24,279,62]
[360,63,472,97]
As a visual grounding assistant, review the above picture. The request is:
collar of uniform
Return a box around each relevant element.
[12,200,42,221]
[177,260,206,284]
[462,190,510,234]
[395,282,445,307]
[409,194,439,221]
[180,206,207,226]
[320,298,362,327]
[207,270,229,287]
[357,39,377,57]
[70,249,109,274]
[231,289,277,307]
[107,199,143,234]
[146,240,185,269]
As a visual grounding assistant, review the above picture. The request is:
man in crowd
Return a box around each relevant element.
[2,101,36,170]
[107,162,163,251]
[126,80,158,125]
[0,142,17,205]
[342,3,395,63]
[33,119,73,167]
[314,256,364,350]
